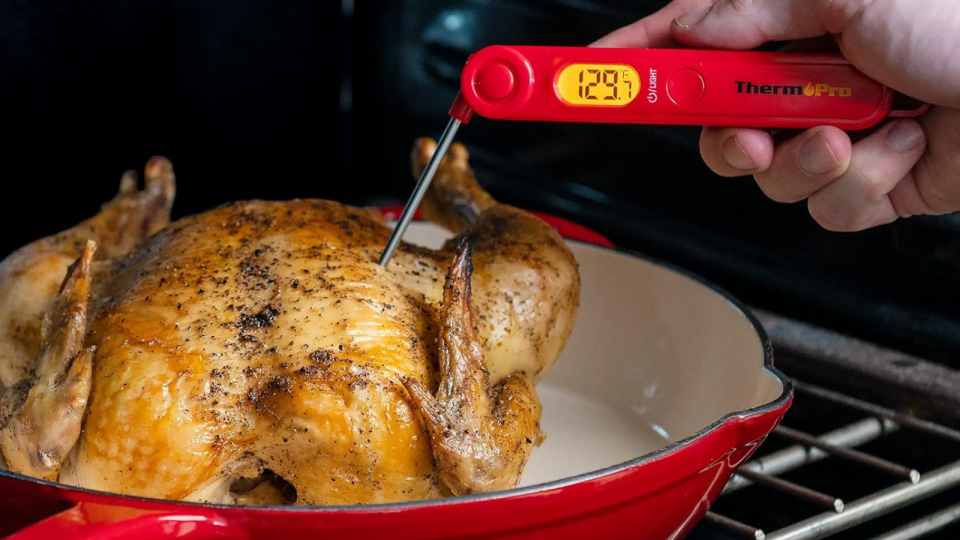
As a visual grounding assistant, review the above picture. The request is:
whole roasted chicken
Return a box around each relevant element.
[0,139,580,506]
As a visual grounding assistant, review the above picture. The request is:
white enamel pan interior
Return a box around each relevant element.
[401,221,787,487]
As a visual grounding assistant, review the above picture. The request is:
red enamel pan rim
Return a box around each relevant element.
[0,210,793,512]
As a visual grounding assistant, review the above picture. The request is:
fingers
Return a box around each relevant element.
[699,127,775,177]
[808,120,927,231]
[705,120,929,231]
[889,107,960,217]
[700,126,852,203]
[755,127,853,203]
[590,0,716,48]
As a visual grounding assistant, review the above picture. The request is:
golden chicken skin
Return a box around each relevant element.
[0,139,580,506]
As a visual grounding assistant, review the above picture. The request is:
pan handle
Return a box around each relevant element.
[5,502,245,540]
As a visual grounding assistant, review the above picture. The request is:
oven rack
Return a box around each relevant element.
[703,380,960,540]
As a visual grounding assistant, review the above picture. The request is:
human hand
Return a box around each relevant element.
[592,0,960,231]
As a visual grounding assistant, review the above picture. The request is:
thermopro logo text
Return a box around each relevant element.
[735,81,853,97]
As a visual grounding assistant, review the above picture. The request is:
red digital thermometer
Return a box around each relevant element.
[453,45,926,129]
[379,46,927,264]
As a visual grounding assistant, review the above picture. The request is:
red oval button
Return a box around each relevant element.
[475,63,516,102]
[667,69,705,106]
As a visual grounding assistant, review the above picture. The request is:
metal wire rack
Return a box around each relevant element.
[702,380,960,540]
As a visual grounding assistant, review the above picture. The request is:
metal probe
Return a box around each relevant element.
[379,94,473,266]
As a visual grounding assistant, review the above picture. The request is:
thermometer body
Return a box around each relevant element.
[458,46,896,130]
[380,46,912,265]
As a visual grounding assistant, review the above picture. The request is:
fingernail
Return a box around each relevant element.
[675,6,712,28]
[721,136,757,171]
[798,133,839,175]
[886,120,924,153]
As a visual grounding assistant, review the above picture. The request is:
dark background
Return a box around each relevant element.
[1,0,959,366]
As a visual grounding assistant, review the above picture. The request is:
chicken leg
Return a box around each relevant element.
[0,158,175,387]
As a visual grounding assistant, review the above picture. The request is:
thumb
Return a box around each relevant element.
[670,0,835,50]
[670,0,960,108]
[590,0,716,48]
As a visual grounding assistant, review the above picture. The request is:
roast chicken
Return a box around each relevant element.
[0,139,581,505]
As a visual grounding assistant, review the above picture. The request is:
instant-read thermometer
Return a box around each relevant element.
[378,46,928,264]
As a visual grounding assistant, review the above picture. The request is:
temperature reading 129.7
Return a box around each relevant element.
[579,69,628,100]
[556,63,639,107]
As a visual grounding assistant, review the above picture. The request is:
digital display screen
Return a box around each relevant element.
[556,64,639,106]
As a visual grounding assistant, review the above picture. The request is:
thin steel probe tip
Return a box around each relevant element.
[378,117,462,266]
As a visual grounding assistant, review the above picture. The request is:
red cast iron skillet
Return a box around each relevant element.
[0,211,793,540]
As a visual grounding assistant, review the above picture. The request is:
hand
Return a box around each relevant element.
[592,0,960,232]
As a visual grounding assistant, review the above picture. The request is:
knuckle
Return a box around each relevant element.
[857,171,891,203]
[814,0,875,34]
[631,21,654,49]
[754,173,806,204]
[808,194,860,232]
[699,127,721,151]
[914,164,960,215]
[699,136,729,174]
[727,0,758,13]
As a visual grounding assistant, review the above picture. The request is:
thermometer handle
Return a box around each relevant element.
[459,46,900,130]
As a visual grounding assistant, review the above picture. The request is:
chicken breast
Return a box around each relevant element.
[0,139,580,506]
